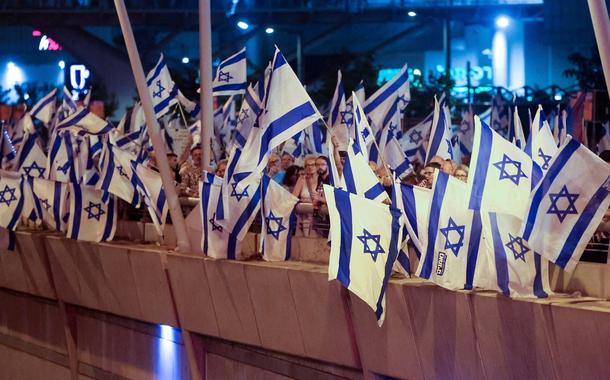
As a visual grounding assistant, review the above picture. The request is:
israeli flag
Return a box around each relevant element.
[146,54,178,118]
[10,112,32,147]
[67,184,116,242]
[401,112,431,165]
[29,177,68,232]
[177,89,200,118]
[131,159,168,237]
[221,95,237,149]
[233,85,261,149]
[213,47,247,96]
[98,143,140,206]
[342,138,389,203]
[490,92,510,138]
[364,64,409,132]
[0,174,25,230]
[417,171,483,291]
[61,86,78,117]
[260,175,299,261]
[467,116,537,219]
[30,88,57,125]
[597,121,610,153]
[525,106,558,173]
[229,47,321,180]
[56,106,114,136]
[521,138,610,272]
[425,96,454,163]
[458,106,474,156]
[200,172,232,259]
[47,132,79,183]
[303,120,325,155]
[475,212,551,298]
[327,70,350,148]
[377,99,412,177]
[324,184,404,325]
[510,106,527,149]
[351,94,375,160]
[556,109,568,147]
[354,80,366,105]
[1,127,16,169]
[16,131,47,179]
[393,182,432,258]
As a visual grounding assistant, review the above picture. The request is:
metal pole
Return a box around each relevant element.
[113,0,191,252]
[296,33,303,81]
[199,0,214,171]
[588,0,610,95]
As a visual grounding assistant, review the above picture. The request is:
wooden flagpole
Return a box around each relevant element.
[113,0,191,252]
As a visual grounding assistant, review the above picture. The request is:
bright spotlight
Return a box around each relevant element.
[237,21,249,30]
[24,93,30,100]
[496,16,510,29]
[408,11,417,17]
[182,57,189,64]
[554,94,563,101]
[58,60,65,69]
[7,61,15,69]
[265,27,274,34]
[413,68,422,76]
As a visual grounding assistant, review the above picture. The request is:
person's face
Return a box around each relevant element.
[421,167,434,182]
[216,162,227,178]
[168,155,178,169]
[316,158,328,176]
[454,169,467,182]
[305,159,316,175]
[281,154,294,170]
[191,149,202,166]
[268,156,280,175]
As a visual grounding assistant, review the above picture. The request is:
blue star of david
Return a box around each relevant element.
[218,70,233,83]
[537,148,552,170]
[409,130,423,144]
[492,154,528,186]
[339,110,353,126]
[57,161,71,175]
[388,122,398,140]
[117,165,129,179]
[23,161,46,178]
[505,233,529,262]
[439,217,466,257]
[40,198,51,211]
[84,201,105,221]
[361,127,370,141]
[230,182,249,202]
[356,228,385,262]
[397,94,409,109]
[265,210,287,240]
[547,185,579,223]
[0,185,17,207]
[209,213,223,232]
[152,80,165,98]
[238,109,249,124]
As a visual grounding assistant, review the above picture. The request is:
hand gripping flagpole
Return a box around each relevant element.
[588,0,610,96]
[113,0,191,252]
[199,0,215,171]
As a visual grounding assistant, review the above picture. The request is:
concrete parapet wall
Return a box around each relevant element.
[1,230,610,379]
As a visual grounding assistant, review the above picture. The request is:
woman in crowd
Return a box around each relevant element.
[453,164,469,182]
[292,155,320,237]
[282,165,303,193]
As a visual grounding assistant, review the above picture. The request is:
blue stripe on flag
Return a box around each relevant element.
[146,57,167,86]
[374,206,402,321]
[489,212,510,296]
[533,254,548,298]
[523,139,579,240]
[420,172,448,279]
[465,210,482,289]
[219,50,246,68]
[334,187,353,287]
[213,83,248,93]
[364,183,385,200]
[363,70,408,114]
[69,184,82,239]
[31,92,56,117]
[102,195,114,241]
[469,119,493,209]
[227,185,261,259]
[53,182,62,231]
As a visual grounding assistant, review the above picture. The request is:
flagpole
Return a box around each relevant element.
[199,0,214,171]
[113,0,191,253]
[588,0,610,96]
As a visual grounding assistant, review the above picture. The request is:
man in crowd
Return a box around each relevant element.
[179,144,202,197]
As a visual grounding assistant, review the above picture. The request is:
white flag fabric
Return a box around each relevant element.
[98,143,140,206]
[467,116,538,219]
[61,86,78,117]
[212,47,247,96]
[30,88,57,125]
[521,138,610,272]
[354,80,366,106]
[475,212,551,298]
[146,54,178,118]
[56,106,114,136]
[47,132,79,183]
[67,184,116,242]
[29,177,68,232]
[233,85,261,149]
[131,159,168,237]
[260,175,299,261]
[351,94,375,160]
[364,64,409,132]
[324,185,403,325]
[401,112,432,165]
[377,99,412,177]
[342,138,389,203]
[200,172,231,259]
[16,131,47,179]
[327,70,350,148]
[425,96,455,162]
[416,171,483,291]
[525,106,559,173]
[457,106,474,156]
[0,173,25,230]
[393,182,432,257]
[511,106,527,149]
